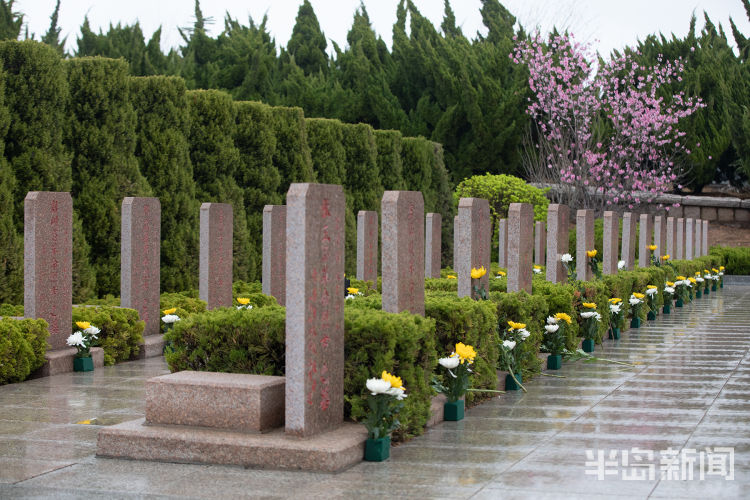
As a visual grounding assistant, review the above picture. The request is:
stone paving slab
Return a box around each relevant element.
[0,288,749,498]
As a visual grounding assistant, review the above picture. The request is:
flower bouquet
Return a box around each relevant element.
[580,302,601,352]
[711,268,721,291]
[236,297,253,310]
[161,308,181,333]
[533,265,542,275]
[544,313,571,369]
[647,244,659,266]
[687,277,697,300]
[629,293,645,328]
[561,253,575,284]
[663,282,675,314]
[719,266,725,288]
[608,298,623,339]
[495,270,506,279]
[674,276,689,307]
[471,266,488,300]
[694,273,704,299]
[500,321,530,391]
[432,343,477,421]
[346,287,363,300]
[587,249,602,279]
[363,371,407,461]
[702,270,712,295]
[67,321,100,372]
[645,285,659,320]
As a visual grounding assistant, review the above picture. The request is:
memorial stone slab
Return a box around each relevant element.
[621,212,637,270]
[453,215,459,271]
[285,183,345,438]
[703,220,709,256]
[508,203,533,293]
[263,205,286,305]
[381,191,425,315]
[676,218,686,260]
[654,216,667,259]
[603,211,619,275]
[545,204,569,283]
[638,214,653,268]
[425,213,442,279]
[24,192,72,350]
[694,219,702,258]
[457,198,491,299]
[200,203,233,310]
[685,218,695,260]
[498,218,508,268]
[576,209,595,281]
[121,197,161,336]
[534,221,546,267]
[666,217,676,258]
[356,210,378,285]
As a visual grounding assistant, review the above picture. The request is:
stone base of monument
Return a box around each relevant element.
[33,347,105,377]
[96,371,367,472]
[136,334,167,359]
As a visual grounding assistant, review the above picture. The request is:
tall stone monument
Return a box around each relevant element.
[576,209,594,281]
[457,198,491,299]
[508,203,533,293]
[425,213,442,279]
[603,211,619,275]
[621,212,637,270]
[356,210,378,285]
[200,203,233,310]
[545,204,569,283]
[263,205,286,305]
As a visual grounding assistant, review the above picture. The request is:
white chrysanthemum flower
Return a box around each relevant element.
[502,340,516,350]
[617,260,626,270]
[646,288,658,296]
[629,297,642,306]
[664,287,675,294]
[386,387,407,400]
[533,267,542,274]
[561,253,573,263]
[609,303,622,314]
[594,312,602,321]
[66,331,85,348]
[84,326,100,339]
[366,378,391,395]
[545,324,559,333]
[518,329,530,340]
[161,314,180,324]
[696,277,704,282]
[345,294,356,300]
[581,311,596,319]
[546,316,558,325]
[438,356,460,369]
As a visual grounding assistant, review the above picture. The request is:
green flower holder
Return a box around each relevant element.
[676,299,684,308]
[547,354,562,370]
[609,327,621,340]
[720,282,724,289]
[704,287,710,296]
[663,304,671,314]
[505,373,522,391]
[696,290,702,299]
[443,400,464,421]
[364,436,391,461]
[582,338,595,353]
[647,311,656,320]
[712,284,717,292]
[630,317,642,328]
[73,356,94,372]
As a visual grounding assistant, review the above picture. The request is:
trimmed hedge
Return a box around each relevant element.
[72,306,145,365]
[709,246,750,275]
[0,318,48,384]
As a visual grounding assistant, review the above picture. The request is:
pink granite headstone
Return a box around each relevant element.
[638,214,653,268]
[24,192,72,350]
[576,209,595,281]
[685,218,695,260]
[694,219,702,258]
[381,191,425,315]
[603,211,619,275]
[676,218,686,260]
[200,203,233,310]
[666,217,676,259]
[121,197,161,336]
[425,213,442,279]
[453,215,459,271]
[507,203,533,293]
[702,220,709,256]
[545,204,569,283]
[285,183,345,438]
[534,221,546,267]
[457,198,491,299]
[356,210,378,285]
[263,205,286,305]
[654,216,666,259]
[498,218,508,268]
[621,212,637,270]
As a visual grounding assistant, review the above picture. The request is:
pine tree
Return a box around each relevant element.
[0,0,22,41]
[41,0,66,55]
[287,0,328,76]
[179,0,217,89]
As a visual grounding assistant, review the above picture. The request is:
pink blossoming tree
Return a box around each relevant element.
[513,32,704,211]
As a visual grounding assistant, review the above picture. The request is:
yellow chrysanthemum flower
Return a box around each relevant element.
[608,297,622,304]
[712,268,719,273]
[582,302,597,309]
[496,270,507,277]
[647,245,657,251]
[695,271,701,276]
[666,281,675,287]
[704,269,710,274]
[455,342,477,364]
[554,312,573,324]
[75,321,91,330]
[676,276,687,281]
[162,308,177,315]
[471,266,487,279]
[237,298,250,305]
[586,249,597,258]
[720,266,725,271]
[633,292,646,299]
[533,265,542,270]
[346,287,359,295]
[447,275,457,279]
[661,255,670,260]
[507,320,526,330]
[689,277,697,284]
[647,285,657,290]
[381,371,404,390]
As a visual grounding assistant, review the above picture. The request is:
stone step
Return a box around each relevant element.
[136,334,167,359]
[145,371,285,433]
[32,347,105,378]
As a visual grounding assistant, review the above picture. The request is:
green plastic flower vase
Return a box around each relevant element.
[712,284,717,292]
[547,354,562,370]
[663,304,671,314]
[364,436,391,461]
[647,311,656,321]
[73,356,94,372]
[582,339,595,353]
[505,373,522,391]
[630,317,642,328]
[720,282,724,289]
[696,290,702,299]
[675,299,684,308]
[443,400,465,421]
[608,327,621,340]
[704,287,710,296]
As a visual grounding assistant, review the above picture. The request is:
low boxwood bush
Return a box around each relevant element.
[490,291,545,374]
[72,306,145,365]
[710,246,750,274]
[0,318,48,384]
[160,292,207,316]
[0,303,24,316]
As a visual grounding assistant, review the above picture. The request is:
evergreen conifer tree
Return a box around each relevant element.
[287,0,328,76]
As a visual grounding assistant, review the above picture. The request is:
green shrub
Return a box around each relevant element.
[159,293,207,316]
[233,281,263,296]
[0,303,23,316]
[0,318,48,384]
[709,247,746,274]
[490,291,546,374]
[72,306,145,365]
[374,129,405,190]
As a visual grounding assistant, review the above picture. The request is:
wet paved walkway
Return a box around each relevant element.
[1,287,750,499]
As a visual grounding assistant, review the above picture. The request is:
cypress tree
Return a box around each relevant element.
[287,0,328,76]
[306,118,345,184]
[187,89,251,282]
[66,57,152,296]
[374,129,405,190]
[270,105,314,195]
[41,0,66,55]
[0,65,21,303]
[0,1,22,41]
[234,100,283,281]
[131,76,200,292]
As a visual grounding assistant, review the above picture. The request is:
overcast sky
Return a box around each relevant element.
[14,0,750,57]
